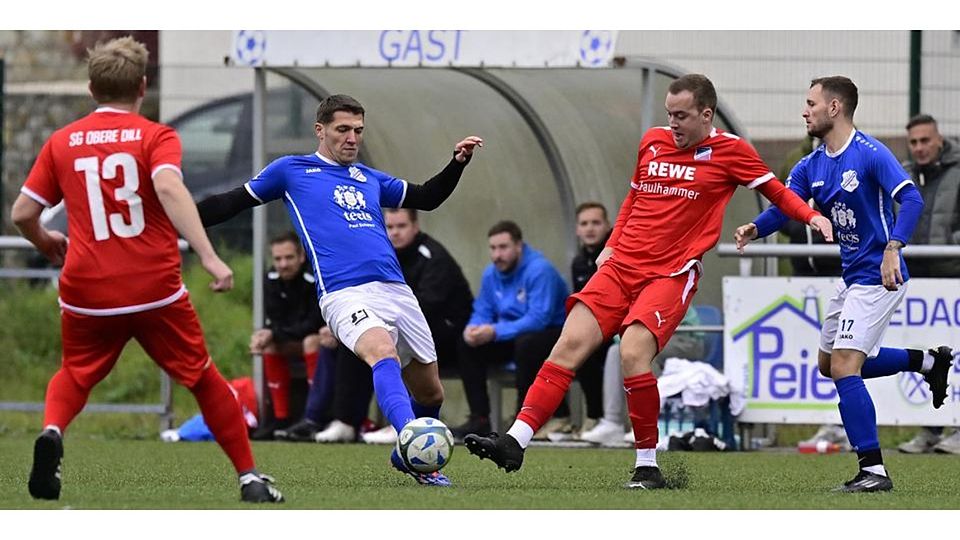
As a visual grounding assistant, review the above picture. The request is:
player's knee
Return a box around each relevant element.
[547,334,588,370]
[413,383,444,407]
[620,344,655,373]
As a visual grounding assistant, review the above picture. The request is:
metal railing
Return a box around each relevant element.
[0,235,182,430]
[716,243,960,259]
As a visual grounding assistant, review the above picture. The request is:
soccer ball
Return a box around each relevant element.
[396,417,454,473]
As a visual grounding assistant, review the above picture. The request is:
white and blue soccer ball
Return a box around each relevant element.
[396,417,454,474]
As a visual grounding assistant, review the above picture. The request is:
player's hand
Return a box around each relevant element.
[808,215,834,243]
[39,230,68,266]
[880,246,904,291]
[596,247,614,267]
[201,255,234,292]
[454,136,484,163]
[734,223,758,254]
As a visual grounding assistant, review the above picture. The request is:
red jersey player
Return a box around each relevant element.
[465,74,834,489]
[11,36,282,503]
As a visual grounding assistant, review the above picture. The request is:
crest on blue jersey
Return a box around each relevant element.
[348,166,367,183]
[840,170,860,192]
[694,146,712,161]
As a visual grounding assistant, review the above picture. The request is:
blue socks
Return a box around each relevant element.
[861,347,910,379]
[835,375,879,452]
[372,358,415,432]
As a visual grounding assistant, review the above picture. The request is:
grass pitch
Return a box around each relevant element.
[1,436,957,510]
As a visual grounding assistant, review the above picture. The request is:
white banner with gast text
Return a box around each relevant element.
[723,277,960,426]
[231,30,617,68]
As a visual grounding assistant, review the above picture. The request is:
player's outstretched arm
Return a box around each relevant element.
[155,169,233,292]
[402,136,483,211]
[196,186,260,226]
[11,194,67,266]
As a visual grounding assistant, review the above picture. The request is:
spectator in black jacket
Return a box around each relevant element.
[387,208,474,374]
[249,231,337,440]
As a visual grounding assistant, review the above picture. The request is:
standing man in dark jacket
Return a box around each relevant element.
[249,231,336,440]
[897,114,960,455]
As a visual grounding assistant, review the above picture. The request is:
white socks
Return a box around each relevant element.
[507,420,535,449]
[635,448,657,468]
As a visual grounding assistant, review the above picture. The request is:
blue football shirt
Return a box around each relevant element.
[245,152,408,297]
[785,130,914,286]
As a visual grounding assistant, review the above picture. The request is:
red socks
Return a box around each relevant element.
[189,363,255,473]
[42,368,90,432]
[303,351,319,387]
[262,352,290,419]
[624,372,659,449]
[515,361,576,432]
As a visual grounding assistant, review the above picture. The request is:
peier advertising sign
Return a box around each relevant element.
[724,276,960,426]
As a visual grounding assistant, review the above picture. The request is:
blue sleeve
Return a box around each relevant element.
[493,262,566,342]
[891,183,924,245]
[245,157,290,203]
[755,158,811,237]
[375,168,409,208]
[872,144,914,198]
[468,267,498,326]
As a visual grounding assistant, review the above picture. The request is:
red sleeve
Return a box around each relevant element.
[727,137,776,188]
[606,187,636,249]
[148,125,183,179]
[756,178,819,224]
[21,139,62,208]
[607,137,649,249]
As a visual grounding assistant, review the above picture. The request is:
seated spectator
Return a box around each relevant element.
[896,114,960,455]
[451,221,569,441]
[248,232,337,440]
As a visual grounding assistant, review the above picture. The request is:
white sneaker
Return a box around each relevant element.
[624,430,635,444]
[534,417,571,441]
[361,425,397,445]
[579,419,628,447]
[800,424,847,445]
[160,429,180,443]
[314,419,356,443]
[933,430,960,455]
[897,428,942,454]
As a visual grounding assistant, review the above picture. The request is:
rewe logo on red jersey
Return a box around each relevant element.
[646,161,696,181]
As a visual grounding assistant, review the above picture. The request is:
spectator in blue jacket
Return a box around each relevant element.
[451,220,569,440]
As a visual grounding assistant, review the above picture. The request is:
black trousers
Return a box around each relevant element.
[329,345,373,428]
[458,327,569,418]
[578,340,610,420]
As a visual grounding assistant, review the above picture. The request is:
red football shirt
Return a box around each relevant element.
[607,126,776,276]
[21,108,185,314]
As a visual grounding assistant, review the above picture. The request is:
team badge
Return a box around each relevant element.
[694,146,712,161]
[840,170,860,192]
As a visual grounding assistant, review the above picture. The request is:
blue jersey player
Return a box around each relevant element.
[198,94,483,486]
[735,77,952,493]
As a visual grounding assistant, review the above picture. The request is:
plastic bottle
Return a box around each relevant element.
[797,440,841,454]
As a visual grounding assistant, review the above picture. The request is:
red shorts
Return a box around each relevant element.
[566,260,700,350]
[60,293,211,389]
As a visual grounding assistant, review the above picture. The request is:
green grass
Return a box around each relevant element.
[1,437,957,509]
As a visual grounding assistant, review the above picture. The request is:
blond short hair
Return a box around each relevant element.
[87,36,149,103]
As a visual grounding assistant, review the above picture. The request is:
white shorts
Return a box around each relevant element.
[819,280,908,357]
[320,281,437,367]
